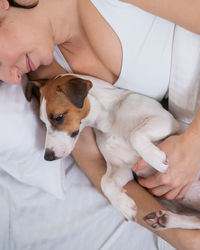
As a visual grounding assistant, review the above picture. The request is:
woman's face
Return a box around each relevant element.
[0,1,54,84]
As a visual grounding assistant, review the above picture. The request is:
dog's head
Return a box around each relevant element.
[26,74,92,161]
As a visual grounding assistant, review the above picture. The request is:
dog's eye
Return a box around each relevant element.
[50,113,65,124]
[70,130,79,138]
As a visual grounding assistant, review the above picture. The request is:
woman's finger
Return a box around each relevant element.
[138,172,164,189]
[149,184,172,197]
[161,186,182,200]
[132,157,148,171]
[175,184,191,200]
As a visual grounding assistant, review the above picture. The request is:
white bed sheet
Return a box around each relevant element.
[0,161,174,250]
[0,79,66,200]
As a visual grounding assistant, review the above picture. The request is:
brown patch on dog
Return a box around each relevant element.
[57,77,92,108]
[41,75,92,134]
[25,79,48,102]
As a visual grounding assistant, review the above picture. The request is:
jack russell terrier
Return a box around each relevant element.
[26,73,200,230]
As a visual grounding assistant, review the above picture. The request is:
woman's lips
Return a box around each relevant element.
[26,54,36,72]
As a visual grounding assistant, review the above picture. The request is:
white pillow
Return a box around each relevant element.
[0,76,66,199]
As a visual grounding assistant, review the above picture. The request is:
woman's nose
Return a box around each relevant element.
[9,66,22,84]
[0,66,22,84]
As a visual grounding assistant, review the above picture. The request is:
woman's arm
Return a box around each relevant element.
[121,0,200,34]
[72,127,200,250]
[134,108,200,200]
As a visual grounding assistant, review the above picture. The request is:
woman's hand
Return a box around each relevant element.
[133,132,200,200]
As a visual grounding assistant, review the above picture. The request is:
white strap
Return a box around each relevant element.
[53,46,73,73]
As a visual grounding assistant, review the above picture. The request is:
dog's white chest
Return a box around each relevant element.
[95,131,139,167]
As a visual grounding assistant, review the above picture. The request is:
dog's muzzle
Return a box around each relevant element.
[44,148,57,161]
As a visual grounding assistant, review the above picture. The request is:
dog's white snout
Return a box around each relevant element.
[44,130,77,160]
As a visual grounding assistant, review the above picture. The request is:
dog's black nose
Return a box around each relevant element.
[44,149,56,161]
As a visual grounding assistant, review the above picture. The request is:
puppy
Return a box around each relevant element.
[26,73,200,230]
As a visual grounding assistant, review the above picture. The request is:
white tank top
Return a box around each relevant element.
[54,0,175,101]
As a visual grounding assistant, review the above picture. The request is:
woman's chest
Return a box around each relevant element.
[81,0,175,100]
[58,41,119,85]
[78,0,123,80]
[55,0,123,84]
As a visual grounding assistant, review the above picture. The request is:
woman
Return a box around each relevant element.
[0,0,200,249]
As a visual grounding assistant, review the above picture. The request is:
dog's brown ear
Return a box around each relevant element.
[25,79,47,102]
[57,78,93,108]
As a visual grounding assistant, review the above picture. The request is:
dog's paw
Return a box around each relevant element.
[111,191,137,221]
[148,150,168,173]
[143,210,169,229]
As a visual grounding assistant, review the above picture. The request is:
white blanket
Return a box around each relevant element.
[0,161,173,250]
[0,78,65,200]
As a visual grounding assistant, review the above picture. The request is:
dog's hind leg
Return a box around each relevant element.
[143,210,200,230]
[101,163,137,221]
[130,115,179,173]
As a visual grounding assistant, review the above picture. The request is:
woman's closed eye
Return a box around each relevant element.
[8,0,39,9]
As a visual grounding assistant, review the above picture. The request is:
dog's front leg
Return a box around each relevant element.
[101,163,137,221]
[130,115,179,173]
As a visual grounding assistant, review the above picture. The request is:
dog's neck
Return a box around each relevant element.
[83,95,112,132]
[81,79,129,133]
